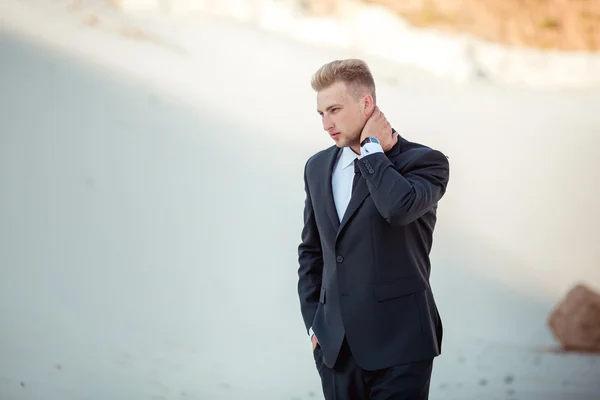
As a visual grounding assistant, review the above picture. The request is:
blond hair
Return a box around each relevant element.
[311,59,376,103]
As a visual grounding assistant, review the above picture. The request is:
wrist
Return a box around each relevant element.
[359,137,384,159]
[360,136,380,147]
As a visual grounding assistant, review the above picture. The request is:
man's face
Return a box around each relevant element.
[317,81,372,148]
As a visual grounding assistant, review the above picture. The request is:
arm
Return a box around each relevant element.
[297,161,324,336]
[358,107,449,226]
[358,148,449,226]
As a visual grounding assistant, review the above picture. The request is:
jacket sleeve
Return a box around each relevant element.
[358,148,450,226]
[297,160,324,334]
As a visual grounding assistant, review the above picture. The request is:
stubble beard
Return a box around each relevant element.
[336,135,360,149]
[346,128,361,148]
[335,123,362,149]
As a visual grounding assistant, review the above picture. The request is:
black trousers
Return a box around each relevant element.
[313,337,433,400]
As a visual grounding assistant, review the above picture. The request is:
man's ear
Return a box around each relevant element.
[362,93,375,116]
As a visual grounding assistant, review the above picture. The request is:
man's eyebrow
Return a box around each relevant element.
[317,104,342,113]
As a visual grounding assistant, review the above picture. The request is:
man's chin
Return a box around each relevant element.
[332,138,348,148]
[333,139,359,149]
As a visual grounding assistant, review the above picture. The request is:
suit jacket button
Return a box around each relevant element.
[336,256,344,263]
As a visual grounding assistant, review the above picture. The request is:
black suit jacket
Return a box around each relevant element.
[297,134,450,371]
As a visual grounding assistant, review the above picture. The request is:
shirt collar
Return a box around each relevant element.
[339,146,359,170]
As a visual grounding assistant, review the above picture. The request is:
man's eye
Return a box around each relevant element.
[332,108,339,113]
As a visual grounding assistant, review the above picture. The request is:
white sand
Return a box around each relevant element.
[1,1,599,399]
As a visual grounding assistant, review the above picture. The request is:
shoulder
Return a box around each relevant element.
[304,145,337,177]
[397,137,449,170]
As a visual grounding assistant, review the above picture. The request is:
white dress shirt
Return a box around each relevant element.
[309,141,383,342]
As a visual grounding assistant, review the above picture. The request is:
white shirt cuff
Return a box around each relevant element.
[308,327,314,338]
[359,142,384,159]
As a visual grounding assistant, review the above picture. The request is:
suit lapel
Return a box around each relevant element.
[323,146,341,231]
[335,131,402,240]
[337,176,369,240]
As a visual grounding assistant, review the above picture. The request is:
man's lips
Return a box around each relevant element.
[330,132,340,138]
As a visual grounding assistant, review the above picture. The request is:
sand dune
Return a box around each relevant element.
[1,1,599,399]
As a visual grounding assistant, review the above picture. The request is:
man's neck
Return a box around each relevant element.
[349,139,361,156]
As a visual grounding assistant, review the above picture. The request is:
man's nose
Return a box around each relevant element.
[323,116,333,131]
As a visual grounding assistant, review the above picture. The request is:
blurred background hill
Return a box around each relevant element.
[107,0,600,86]
[302,0,600,51]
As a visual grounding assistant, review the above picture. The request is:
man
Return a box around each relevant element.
[297,59,450,399]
